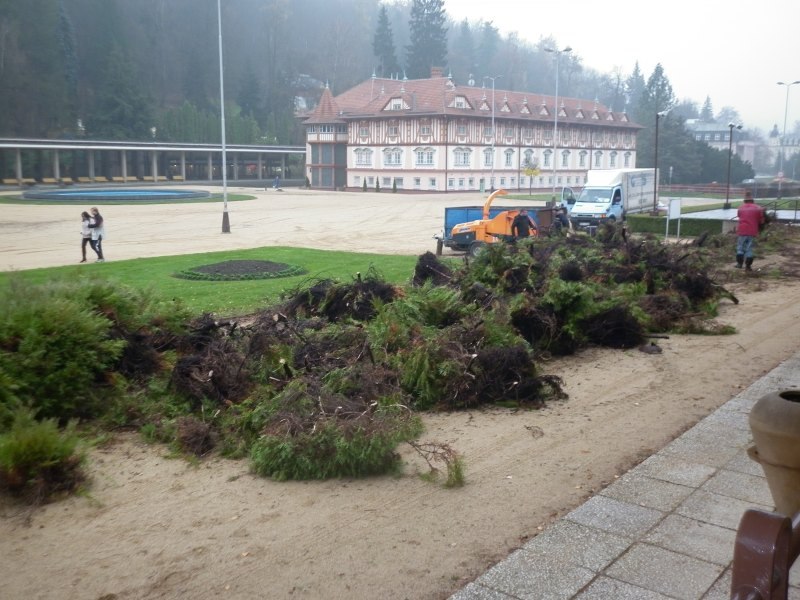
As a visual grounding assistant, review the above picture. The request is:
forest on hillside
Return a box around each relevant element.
[0,0,764,182]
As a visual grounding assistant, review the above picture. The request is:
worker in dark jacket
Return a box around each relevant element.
[735,191,765,270]
[511,209,536,240]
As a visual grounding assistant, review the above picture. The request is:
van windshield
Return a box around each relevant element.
[576,187,612,204]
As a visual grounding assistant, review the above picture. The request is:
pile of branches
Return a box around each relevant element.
[153,225,741,479]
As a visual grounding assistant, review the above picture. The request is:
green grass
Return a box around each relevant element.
[0,193,255,206]
[0,247,418,317]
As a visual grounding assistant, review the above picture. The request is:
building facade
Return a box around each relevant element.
[304,70,642,192]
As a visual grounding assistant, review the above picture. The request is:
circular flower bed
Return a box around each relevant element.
[173,260,306,281]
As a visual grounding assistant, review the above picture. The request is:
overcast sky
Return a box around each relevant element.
[446,0,800,134]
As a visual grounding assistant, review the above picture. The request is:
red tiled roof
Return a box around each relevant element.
[303,86,345,124]
[304,75,639,129]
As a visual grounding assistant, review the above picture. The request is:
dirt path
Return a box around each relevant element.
[1,189,799,599]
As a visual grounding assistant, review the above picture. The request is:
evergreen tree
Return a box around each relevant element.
[475,21,499,78]
[373,5,400,78]
[449,19,476,83]
[406,0,448,79]
[88,44,154,140]
[624,62,646,122]
[700,96,714,122]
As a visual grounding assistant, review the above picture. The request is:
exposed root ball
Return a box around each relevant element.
[579,306,645,349]
[412,251,453,286]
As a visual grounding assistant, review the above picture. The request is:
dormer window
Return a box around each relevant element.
[454,95,467,108]
[390,98,403,110]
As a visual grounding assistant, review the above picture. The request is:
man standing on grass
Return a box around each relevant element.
[735,191,765,271]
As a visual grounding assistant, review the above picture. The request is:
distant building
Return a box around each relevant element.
[685,120,757,166]
[302,69,643,191]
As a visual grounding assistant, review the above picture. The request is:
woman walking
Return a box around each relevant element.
[80,211,92,263]
[88,207,106,262]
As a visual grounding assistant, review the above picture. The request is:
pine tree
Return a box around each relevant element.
[373,5,400,78]
[406,0,448,79]
[700,96,714,122]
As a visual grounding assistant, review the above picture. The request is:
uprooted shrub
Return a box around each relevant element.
[249,381,423,480]
[0,408,86,503]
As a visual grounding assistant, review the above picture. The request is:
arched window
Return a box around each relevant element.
[560,149,570,168]
[383,148,402,166]
[414,147,434,166]
[504,148,514,167]
[454,147,471,167]
[610,151,618,168]
[579,150,588,168]
[543,149,553,167]
[354,148,373,166]
[483,148,494,167]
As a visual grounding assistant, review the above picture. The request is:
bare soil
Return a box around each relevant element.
[1,188,799,600]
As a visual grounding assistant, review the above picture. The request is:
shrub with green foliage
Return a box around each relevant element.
[0,408,86,501]
[0,276,190,421]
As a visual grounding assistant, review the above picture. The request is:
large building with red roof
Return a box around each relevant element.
[303,68,643,192]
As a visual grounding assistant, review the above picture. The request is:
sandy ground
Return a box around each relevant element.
[1,188,799,600]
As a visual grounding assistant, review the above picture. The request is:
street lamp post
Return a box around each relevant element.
[544,46,571,203]
[777,80,800,199]
[483,75,501,191]
[724,123,743,210]
[652,110,669,214]
[217,0,230,233]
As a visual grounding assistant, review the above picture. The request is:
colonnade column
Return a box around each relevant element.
[53,150,61,180]
[207,152,214,180]
[151,151,158,181]
[121,151,128,180]
[88,151,95,180]
[15,149,22,181]
[180,153,186,180]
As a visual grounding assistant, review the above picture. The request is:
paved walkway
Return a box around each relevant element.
[451,350,800,600]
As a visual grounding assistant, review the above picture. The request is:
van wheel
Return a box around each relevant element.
[468,241,485,257]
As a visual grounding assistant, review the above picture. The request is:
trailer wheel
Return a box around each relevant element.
[468,241,485,257]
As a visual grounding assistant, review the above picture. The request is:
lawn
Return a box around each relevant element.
[0,247,421,316]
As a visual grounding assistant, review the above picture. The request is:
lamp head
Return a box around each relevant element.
[728,122,743,130]
[657,110,670,118]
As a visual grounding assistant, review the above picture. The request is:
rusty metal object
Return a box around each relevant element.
[730,510,800,599]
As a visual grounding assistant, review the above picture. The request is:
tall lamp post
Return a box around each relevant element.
[217,0,230,233]
[544,46,571,203]
[483,75,501,191]
[777,80,800,199]
[652,110,669,214]
[724,123,743,210]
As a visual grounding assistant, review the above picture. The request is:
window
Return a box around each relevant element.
[336,125,347,133]
[543,149,552,167]
[523,149,535,168]
[560,150,569,168]
[383,148,402,166]
[420,125,432,136]
[484,125,494,137]
[390,98,403,110]
[454,96,467,108]
[695,134,702,141]
[714,133,721,141]
[457,124,467,136]
[579,150,587,168]
[388,125,399,136]
[354,148,373,166]
[454,147,471,167]
[359,126,369,136]
[543,128,553,144]
[594,151,602,168]
[414,177,421,188]
[431,178,438,188]
[367,176,374,185]
[510,178,515,186]
[500,177,506,186]
[415,147,434,166]
[307,125,317,133]
[504,127,514,138]
[522,127,533,138]
[382,177,391,186]
[354,176,361,186]
[624,152,632,168]
[394,178,403,189]
[483,148,494,167]
[458,178,465,188]
[320,125,333,133]
[610,151,617,168]
[504,149,514,167]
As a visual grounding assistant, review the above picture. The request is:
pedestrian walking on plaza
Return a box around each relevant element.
[88,207,106,262]
[735,191,765,271]
[80,211,93,263]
